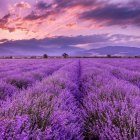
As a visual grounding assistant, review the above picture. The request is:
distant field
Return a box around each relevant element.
[0,58,140,140]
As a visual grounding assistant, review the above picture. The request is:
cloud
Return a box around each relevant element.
[36,1,52,10]
[87,46,140,56]
[25,1,57,21]
[0,33,139,47]
[15,1,31,9]
[23,0,140,29]
[0,39,8,43]
[66,23,76,28]
[54,0,96,9]
[39,34,109,45]
[109,34,140,41]
[0,34,109,56]
[0,13,15,32]
[0,34,139,56]
[79,1,140,27]
[0,0,140,41]
[24,0,97,21]
[0,13,11,22]
[25,11,56,20]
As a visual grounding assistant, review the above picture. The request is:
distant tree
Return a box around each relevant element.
[62,53,69,58]
[30,56,36,59]
[107,54,111,58]
[135,56,140,58]
[43,54,48,58]
[9,56,13,59]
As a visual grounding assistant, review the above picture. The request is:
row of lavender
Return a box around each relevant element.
[0,59,71,100]
[80,59,140,140]
[0,58,140,139]
[0,59,83,139]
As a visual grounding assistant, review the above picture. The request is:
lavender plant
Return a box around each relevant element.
[0,58,139,140]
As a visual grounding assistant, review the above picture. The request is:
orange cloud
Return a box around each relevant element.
[66,23,76,28]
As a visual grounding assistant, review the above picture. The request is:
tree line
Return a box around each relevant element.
[43,53,69,58]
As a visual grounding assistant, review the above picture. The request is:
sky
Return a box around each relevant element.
[0,0,140,56]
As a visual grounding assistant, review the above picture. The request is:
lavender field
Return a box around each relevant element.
[0,58,140,140]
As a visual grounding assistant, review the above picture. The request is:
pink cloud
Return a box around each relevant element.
[15,1,31,9]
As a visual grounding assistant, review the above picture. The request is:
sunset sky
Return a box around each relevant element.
[0,0,140,56]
